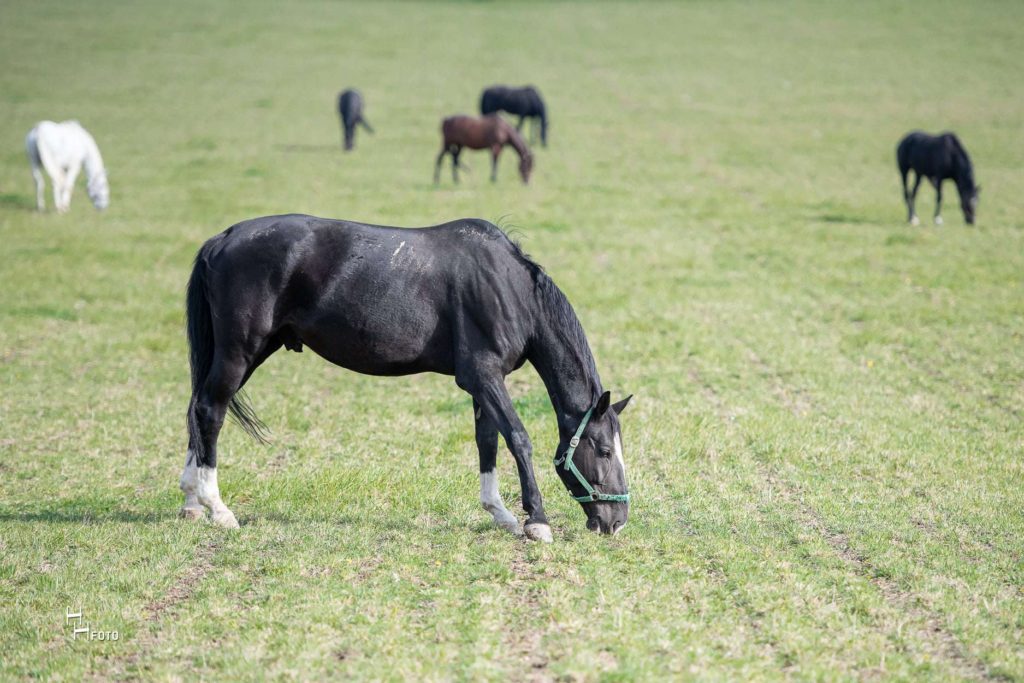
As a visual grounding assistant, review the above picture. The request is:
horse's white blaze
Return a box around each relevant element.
[613,431,626,480]
[479,470,519,533]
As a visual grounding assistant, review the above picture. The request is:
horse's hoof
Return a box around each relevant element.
[210,509,240,529]
[179,506,205,521]
[934,216,944,226]
[910,216,920,226]
[524,523,553,543]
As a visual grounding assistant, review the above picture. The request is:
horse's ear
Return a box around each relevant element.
[612,394,633,415]
[595,391,612,416]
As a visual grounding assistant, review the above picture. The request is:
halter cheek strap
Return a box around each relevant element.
[553,407,630,503]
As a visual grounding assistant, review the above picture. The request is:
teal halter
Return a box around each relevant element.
[553,407,630,504]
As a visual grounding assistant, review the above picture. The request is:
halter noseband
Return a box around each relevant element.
[553,407,630,503]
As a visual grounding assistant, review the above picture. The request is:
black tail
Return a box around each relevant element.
[186,241,269,463]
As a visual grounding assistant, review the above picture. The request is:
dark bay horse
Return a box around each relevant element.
[481,85,548,147]
[181,214,632,541]
[897,131,979,225]
[337,89,373,151]
[434,115,533,185]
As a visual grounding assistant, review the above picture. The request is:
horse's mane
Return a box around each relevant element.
[945,133,975,187]
[497,224,599,382]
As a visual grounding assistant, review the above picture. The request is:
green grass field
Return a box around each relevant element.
[2,1,1023,680]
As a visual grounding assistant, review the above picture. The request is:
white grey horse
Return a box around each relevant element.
[25,120,109,213]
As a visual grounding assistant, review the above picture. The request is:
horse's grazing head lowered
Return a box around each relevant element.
[959,184,980,225]
[519,152,534,184]
[87,171,109,210]
[553,391,633,535]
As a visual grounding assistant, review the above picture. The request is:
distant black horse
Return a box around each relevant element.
[897,131,979,225]
[480,85,548,147]
[337,89,373,151]
[180,214,632,542]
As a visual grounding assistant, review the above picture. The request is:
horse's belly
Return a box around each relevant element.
[293,314,455,377]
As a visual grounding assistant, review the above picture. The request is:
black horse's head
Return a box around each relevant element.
[554,391,632,535]
[959,184,980,225]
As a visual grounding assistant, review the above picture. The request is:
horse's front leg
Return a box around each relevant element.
[433,147,446,185]
[932,177,944,225]
[473,399,522,536]
[908,173,923,226]
[490,145,501,183]
[462,374,552,542]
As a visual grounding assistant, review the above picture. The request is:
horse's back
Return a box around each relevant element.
[200,215,535,375]
[897,131,966,175]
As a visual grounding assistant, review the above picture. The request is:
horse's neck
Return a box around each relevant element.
[528,301,602,437]
[81,137,104,180]
[506,128,528,159]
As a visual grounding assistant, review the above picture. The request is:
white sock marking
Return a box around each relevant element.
[479,470,519,533]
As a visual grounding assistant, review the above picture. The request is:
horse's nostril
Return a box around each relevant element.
[612,520,625,535]
[586,518,600,532]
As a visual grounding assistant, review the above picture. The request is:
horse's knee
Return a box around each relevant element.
[508,431,532,458]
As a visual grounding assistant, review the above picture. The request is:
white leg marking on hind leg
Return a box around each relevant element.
[178,450,204,520]
[196,466,239,529]
[934,215,943,225]
[910,215,920,226]
[479,470,521,535]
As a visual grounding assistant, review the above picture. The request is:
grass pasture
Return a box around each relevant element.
[1,1,1023,680]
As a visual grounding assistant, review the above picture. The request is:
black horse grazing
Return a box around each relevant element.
[337,89,373,151]
[480,85,548,147]
[897,131,980,225]
[181,214,632,542]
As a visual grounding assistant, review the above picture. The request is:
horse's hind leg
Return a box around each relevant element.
[182,337,278,528]
[473,399,522,536]
[31,167,45,211]
[931,177,944,225]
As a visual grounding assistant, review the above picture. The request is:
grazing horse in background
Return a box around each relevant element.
[181,214,632,541]
[897,131,979,225]
[480,85,548,147]
[434,115,533,185]
[25,120,109,213]
[337,89,374,151]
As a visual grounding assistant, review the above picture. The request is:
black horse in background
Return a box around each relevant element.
[180,214,632,542]
[337,89,374,151]
[480,85,548,147]
[897,131,980,225]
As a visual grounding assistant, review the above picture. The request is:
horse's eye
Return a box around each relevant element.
[599,448,612,458]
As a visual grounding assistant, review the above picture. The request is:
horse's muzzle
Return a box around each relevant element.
[586,510,628,535]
